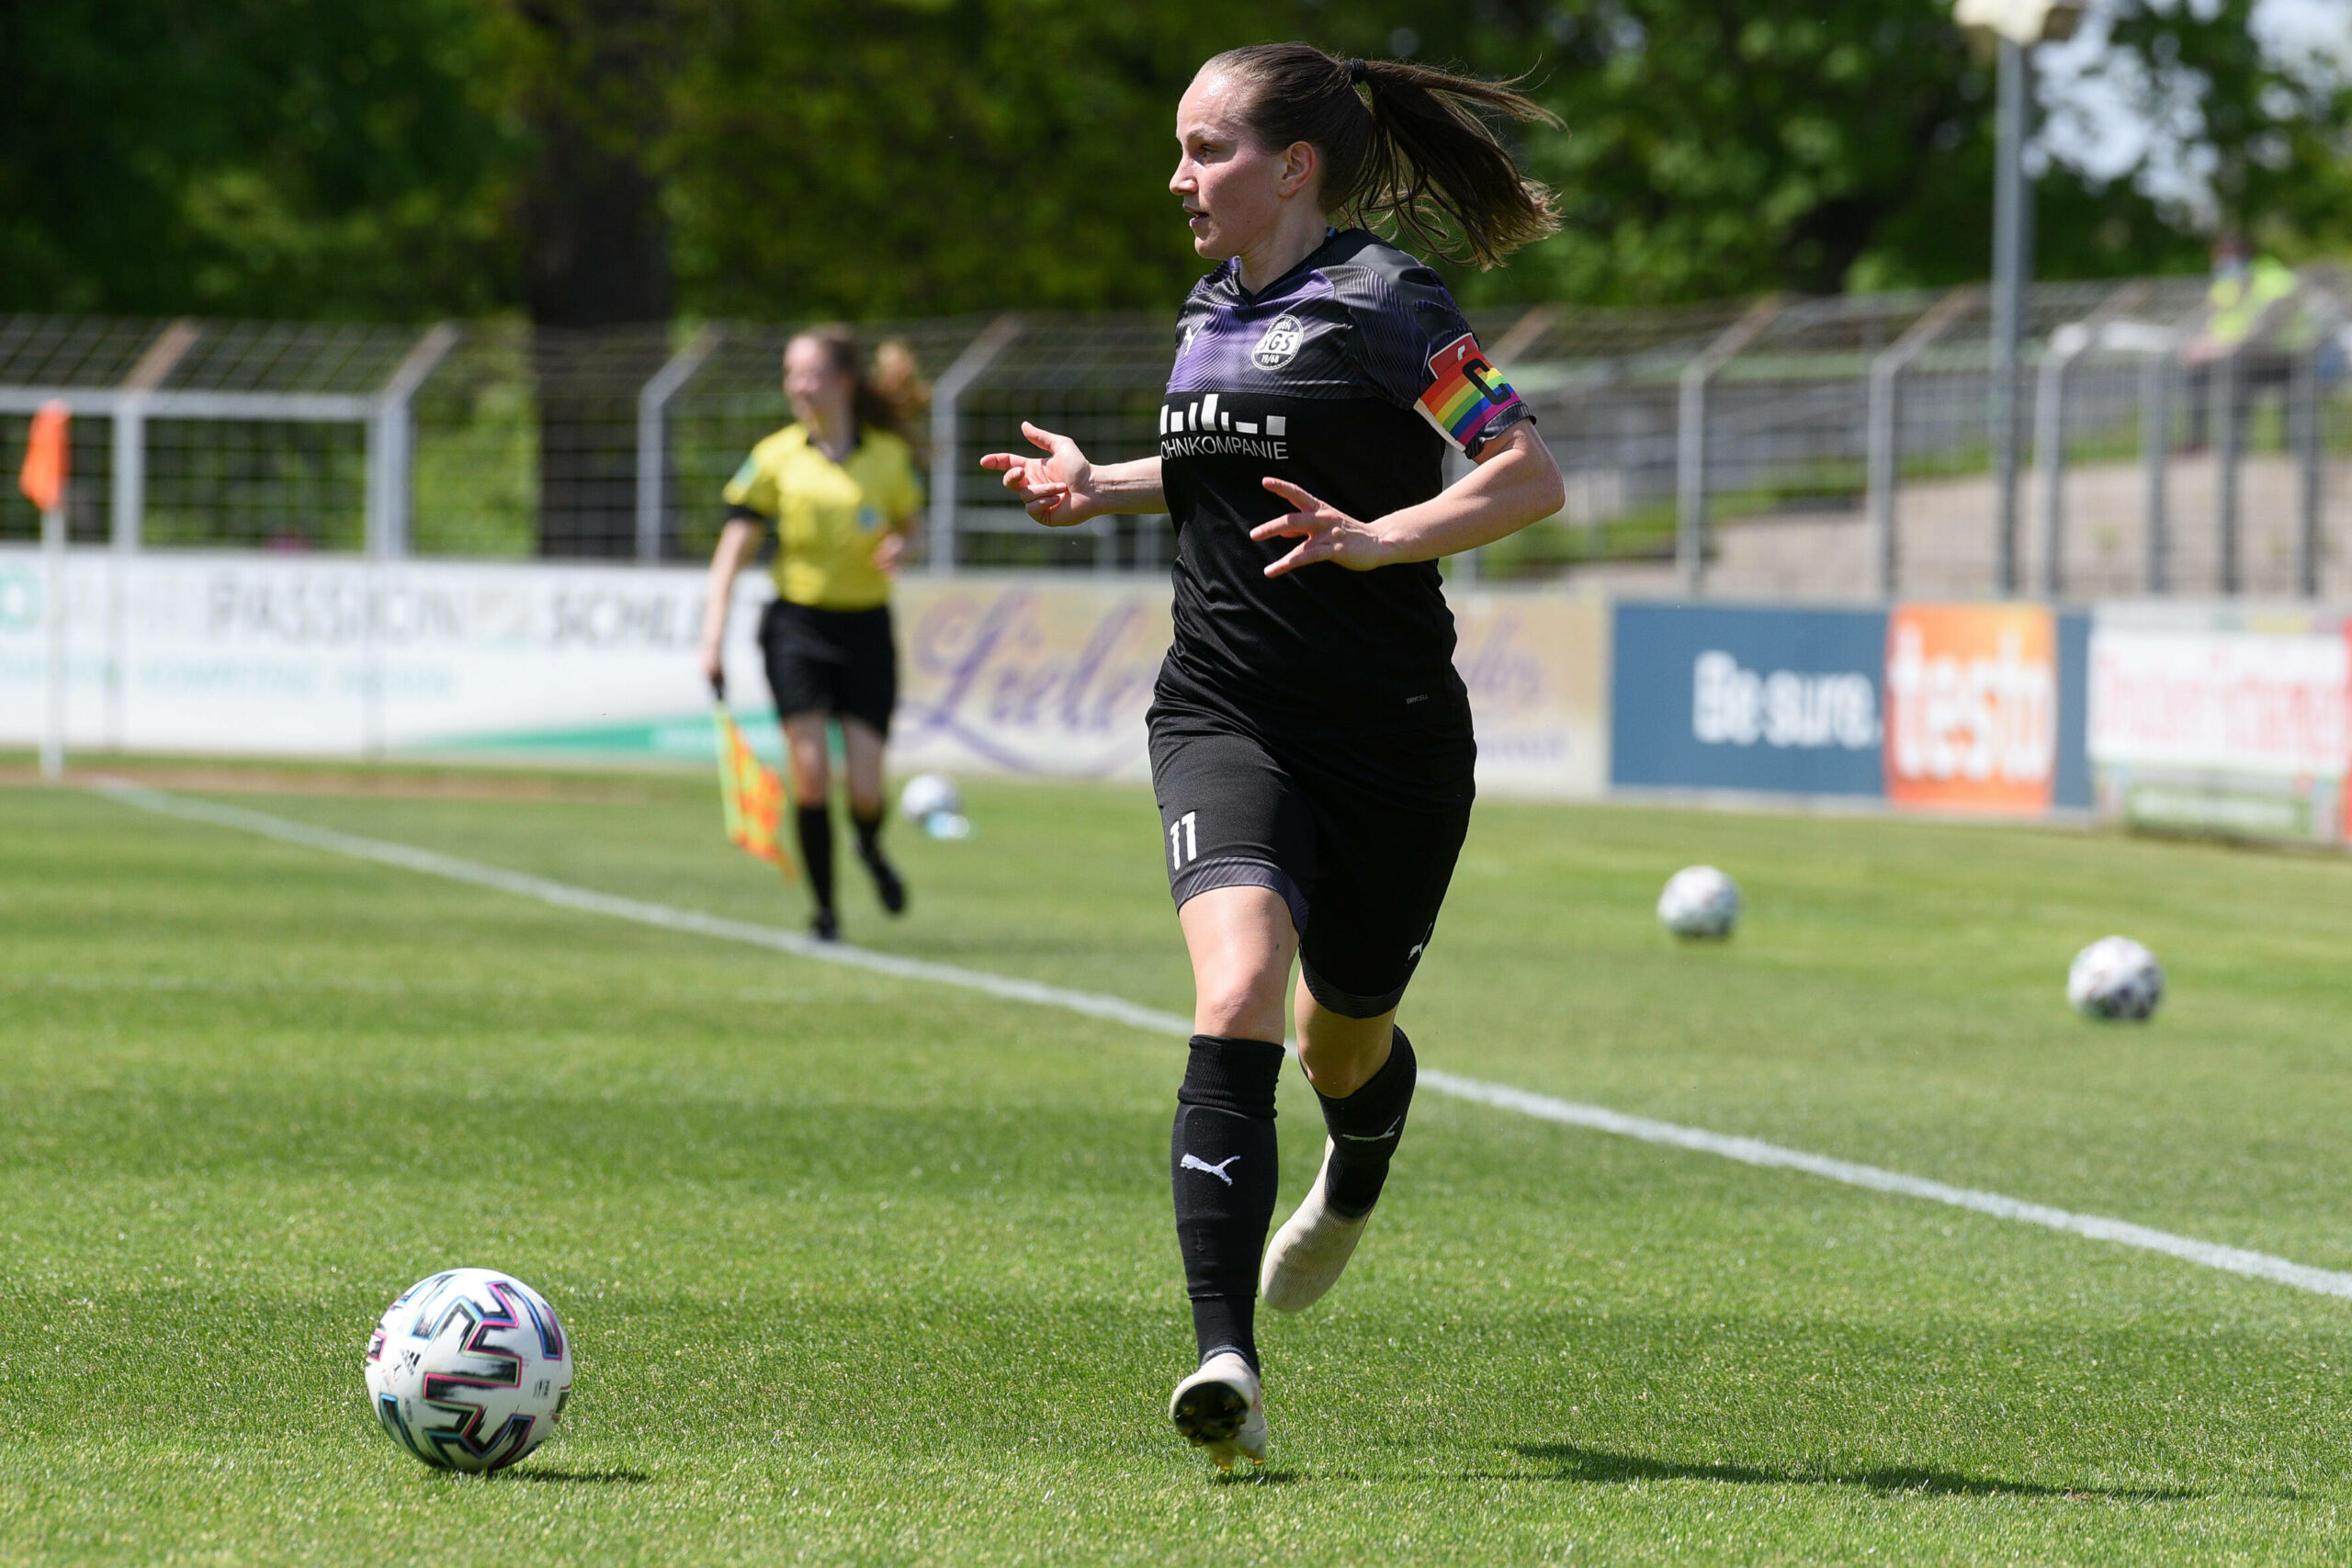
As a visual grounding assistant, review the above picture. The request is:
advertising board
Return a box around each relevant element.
[1883,602,2061,815]
[1450,591,1609,798]
[2087,604,2349,841]
[0,550,1608,796]
[1611,602,1887,796]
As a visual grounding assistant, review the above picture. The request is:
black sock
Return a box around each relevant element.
[795,803,835,913]
[1171,1034,1283,1372]
[852,807,887,864]
[1317,1028,1417,1220]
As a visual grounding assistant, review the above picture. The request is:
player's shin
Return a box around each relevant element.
[1170,1034,1283,1370]
[1317,1027,1417,1218]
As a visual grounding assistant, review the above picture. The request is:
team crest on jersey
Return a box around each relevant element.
[1250,314,1306,370]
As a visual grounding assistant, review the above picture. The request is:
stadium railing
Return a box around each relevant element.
[3,275,2346,600]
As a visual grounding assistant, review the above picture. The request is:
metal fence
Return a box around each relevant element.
[4,275,2346,599]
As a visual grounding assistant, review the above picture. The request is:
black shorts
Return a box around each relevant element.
[758,600,897,737]
[1148,704,1472,1020]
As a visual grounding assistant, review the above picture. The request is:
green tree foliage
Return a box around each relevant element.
[1418,0,2336,307]
[0,0,524,319]
[2,0,2344,321]
[661,0,1299,318]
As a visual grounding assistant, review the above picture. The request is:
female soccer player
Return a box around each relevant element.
[698,326,925,941]
[983,44,1566,1469]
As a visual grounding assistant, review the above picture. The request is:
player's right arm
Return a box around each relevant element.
[697,512,764,687]
[980,422,1164,527]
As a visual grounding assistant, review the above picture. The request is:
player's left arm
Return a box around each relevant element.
[1251,422,1563,578]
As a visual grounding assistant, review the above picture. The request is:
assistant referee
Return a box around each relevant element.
[985,44,1566,1471]
[697,326,924,942]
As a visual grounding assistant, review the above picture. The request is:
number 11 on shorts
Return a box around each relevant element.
[1170,811,1198,871]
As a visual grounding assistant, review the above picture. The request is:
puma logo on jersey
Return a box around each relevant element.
[1181,1153,1241,1185]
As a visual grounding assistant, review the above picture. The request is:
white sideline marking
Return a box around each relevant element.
[94,782,1188,1040]
[96,780,2352,1304]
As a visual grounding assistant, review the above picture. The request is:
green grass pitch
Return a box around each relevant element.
[7,763,2352,1563]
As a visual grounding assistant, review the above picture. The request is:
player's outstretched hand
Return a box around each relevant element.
[1251,478,1394,576]
[979,423,1102,527]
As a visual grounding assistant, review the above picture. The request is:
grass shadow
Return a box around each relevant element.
[503,1466,655,1484]
[1514,1444,2204,1503]
[1210,1468,1306,1487]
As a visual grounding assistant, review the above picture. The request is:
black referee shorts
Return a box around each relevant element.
[758,600,898,737]
[1148,704,1472,1020]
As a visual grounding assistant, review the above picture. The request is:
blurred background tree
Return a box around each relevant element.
[2,0,2345,322]
[0,0,525,319]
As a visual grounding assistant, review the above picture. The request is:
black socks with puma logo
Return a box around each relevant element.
[1171,1034,1283,1371]
[1316,1028,1417,1220]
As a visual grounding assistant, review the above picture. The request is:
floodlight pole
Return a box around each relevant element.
[1989,35,2033,599]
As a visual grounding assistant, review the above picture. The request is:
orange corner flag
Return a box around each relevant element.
[18,400,68,513]
[714,701,797,882]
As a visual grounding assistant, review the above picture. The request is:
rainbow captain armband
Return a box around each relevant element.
[1418,332,1522,454]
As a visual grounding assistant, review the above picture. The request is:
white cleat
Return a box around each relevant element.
[1169,1350,1268,1472]
[1260,1139,1373,1313]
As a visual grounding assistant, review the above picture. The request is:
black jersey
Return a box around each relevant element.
[1153,229,1531,799]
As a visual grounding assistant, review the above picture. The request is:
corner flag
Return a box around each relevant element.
[19,400,67,513]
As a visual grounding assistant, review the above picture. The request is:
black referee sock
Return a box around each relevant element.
[1171,1034,1283,1372]
[1317,1028,1417,1220]
[852,807,886,864]
[795,803,836,914]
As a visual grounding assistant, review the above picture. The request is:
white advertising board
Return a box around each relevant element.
[2087,604,2349,841]
[0,549,1606,797]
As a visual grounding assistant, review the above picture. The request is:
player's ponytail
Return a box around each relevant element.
[792,324,931,446]
[1204,43,1562,270]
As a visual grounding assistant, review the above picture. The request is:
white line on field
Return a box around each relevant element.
[96,779,2352,1304]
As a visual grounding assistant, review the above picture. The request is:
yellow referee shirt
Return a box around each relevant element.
[723,425,922,611]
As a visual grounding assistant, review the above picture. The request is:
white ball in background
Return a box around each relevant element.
[365,1268,573,1473]
[1657,865,1740,940]
[899,773,962,823]
[2068,936,2165,1021]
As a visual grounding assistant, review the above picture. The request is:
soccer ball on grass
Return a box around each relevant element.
[366,1268,572,1472]
[2066,936,2164,1021]
[899,773,971,840]
[1657,865,1740,940]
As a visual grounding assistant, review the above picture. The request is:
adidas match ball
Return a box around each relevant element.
[899,773,962,822]
[2067,936,2164,1021]
[1657,865,1740,940]
[365,1268,572,1472]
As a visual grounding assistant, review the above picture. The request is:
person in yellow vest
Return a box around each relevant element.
[2181,231,2311,451]
[697,326,925,941]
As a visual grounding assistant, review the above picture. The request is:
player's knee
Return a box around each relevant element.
[1193,964,1289,1043]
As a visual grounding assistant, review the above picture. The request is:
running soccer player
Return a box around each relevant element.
[982,44,1566,1469]
[697,327,925,941]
